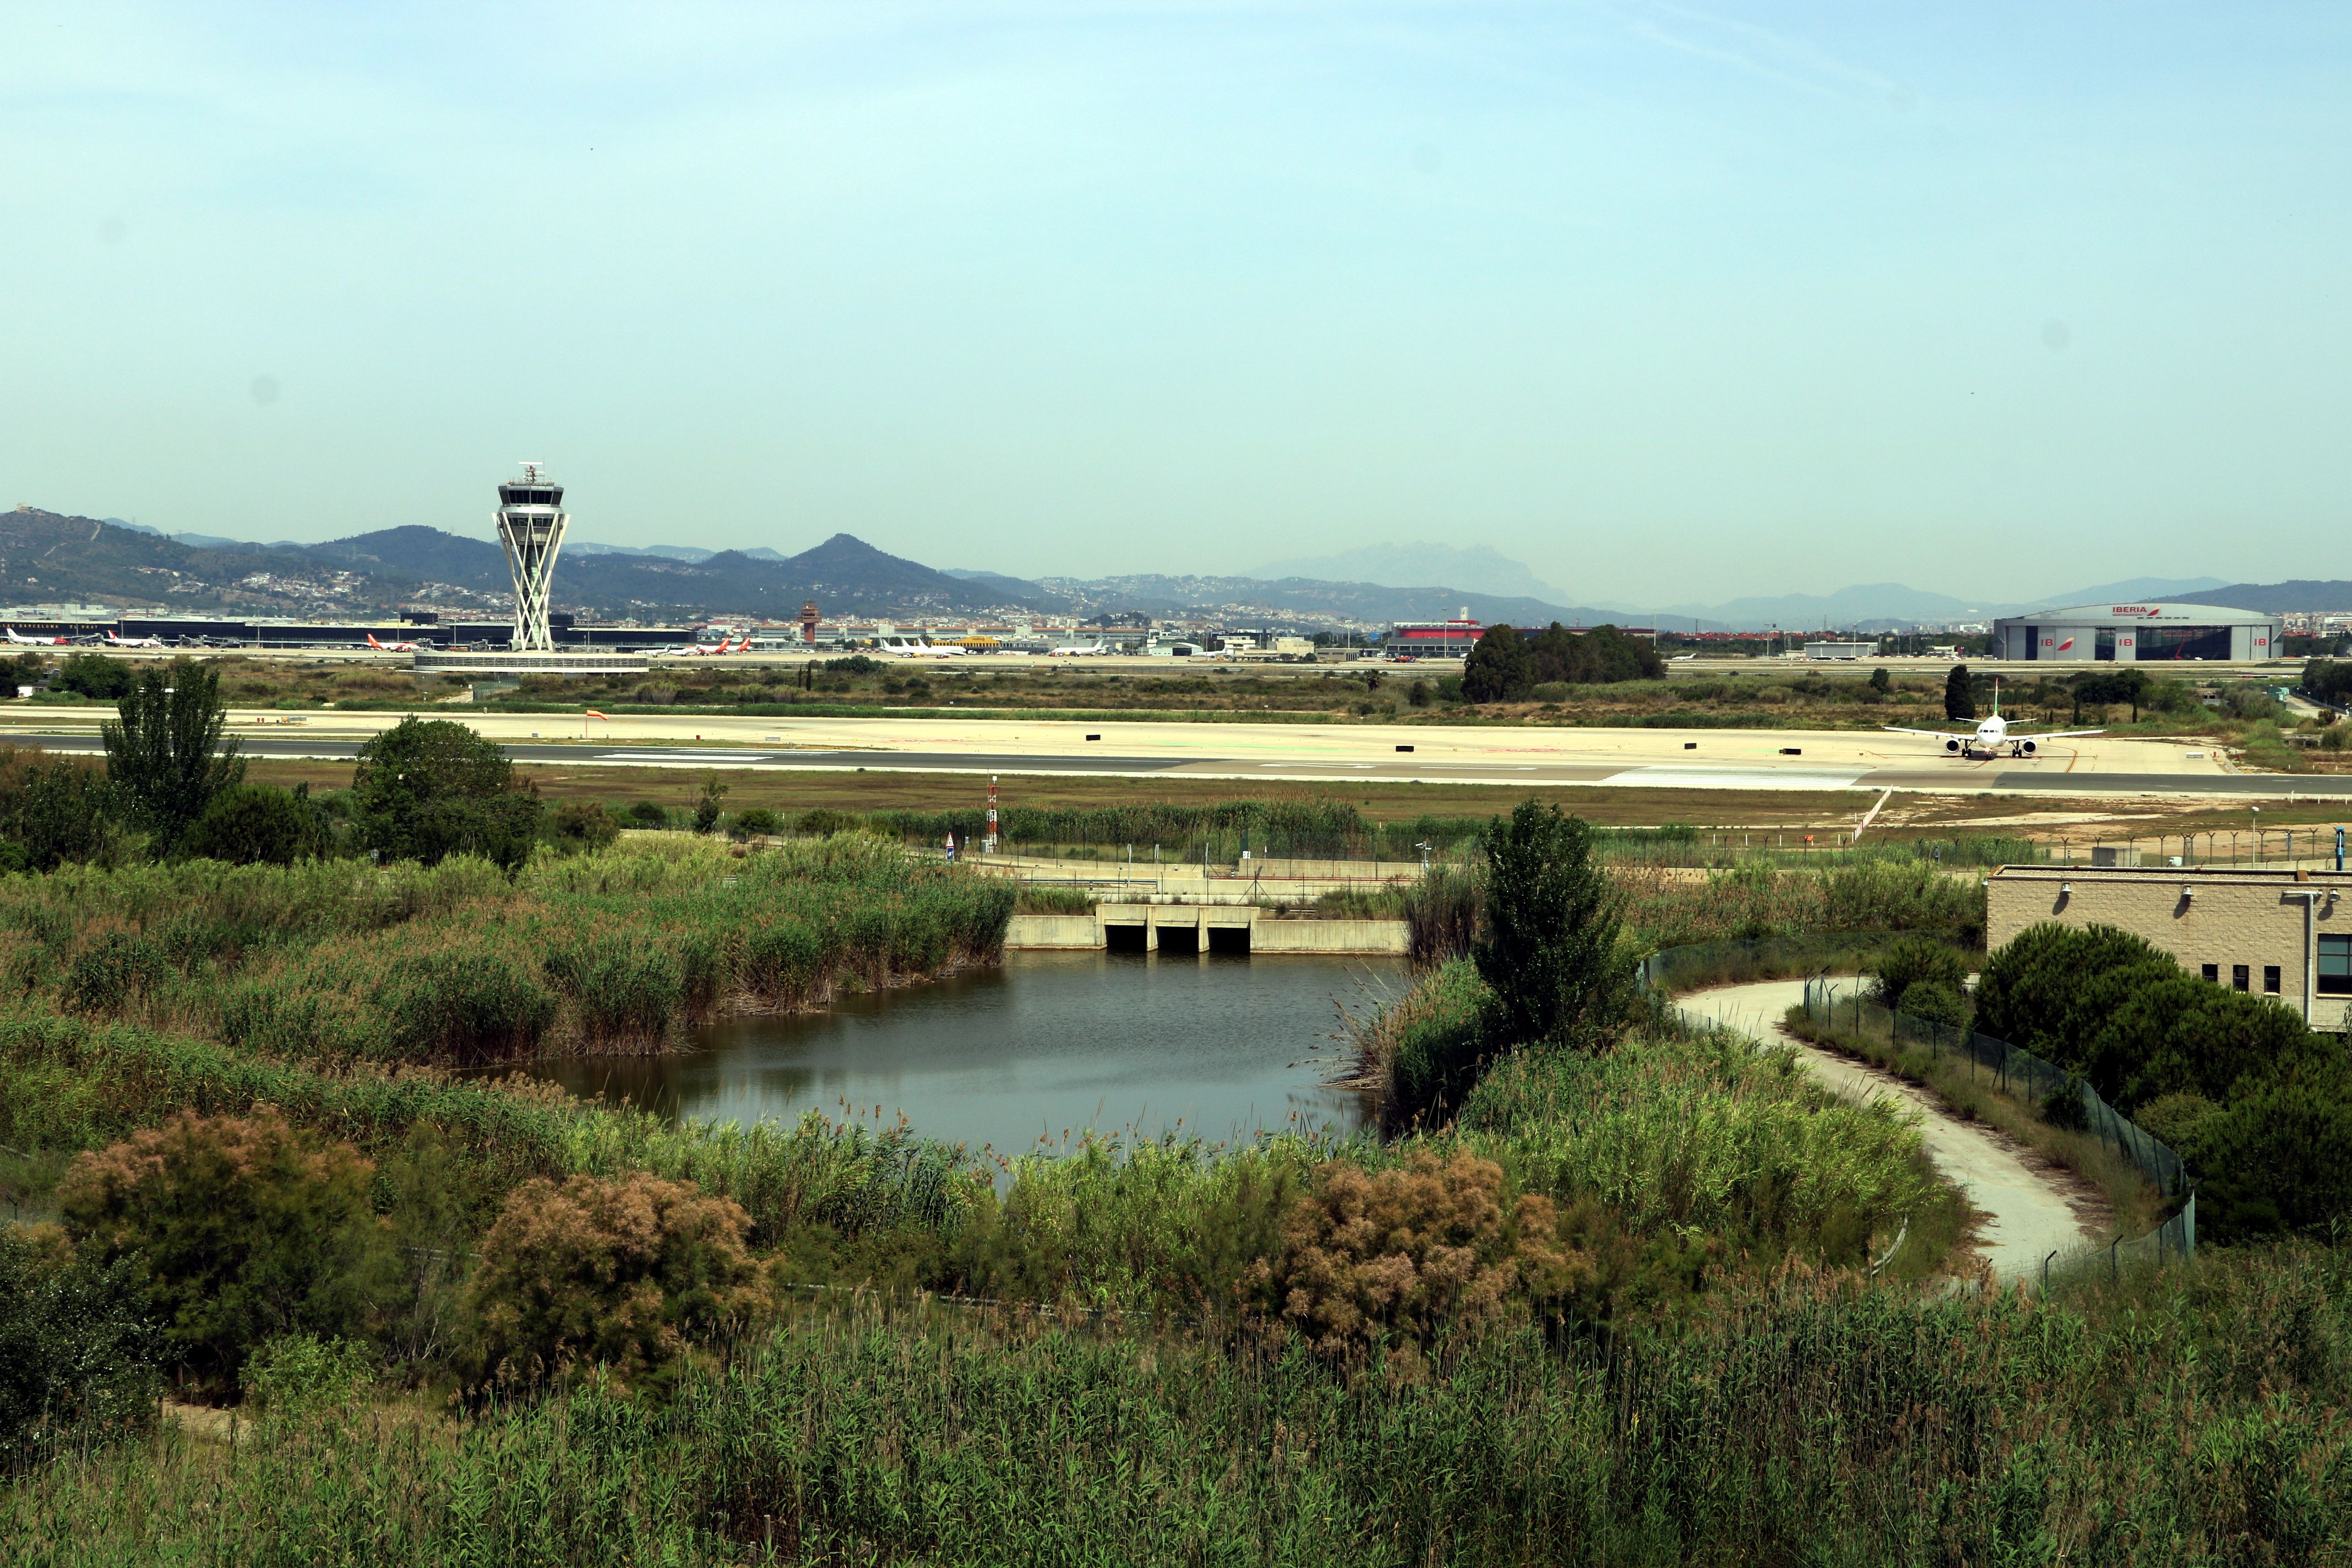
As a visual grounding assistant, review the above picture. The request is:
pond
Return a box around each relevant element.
[526,951,1401,1155]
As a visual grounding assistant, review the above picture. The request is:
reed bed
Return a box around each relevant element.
[2,837,1015,1063]
[7,1248,2346,1566]
[1620,858,1985,948]
[1457,1033,1945,1254]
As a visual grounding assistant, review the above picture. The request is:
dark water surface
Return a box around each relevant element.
[527,951,1398,1155]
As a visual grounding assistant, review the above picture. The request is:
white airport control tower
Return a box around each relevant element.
[496,462,568,651]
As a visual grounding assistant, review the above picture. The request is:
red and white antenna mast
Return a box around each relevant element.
[985,775,998,854]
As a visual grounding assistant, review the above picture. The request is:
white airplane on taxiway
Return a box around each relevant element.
[1883,679,2103,760]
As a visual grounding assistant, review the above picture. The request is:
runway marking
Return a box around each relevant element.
[1601,765,1870,791]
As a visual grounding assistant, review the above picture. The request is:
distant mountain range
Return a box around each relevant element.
[2174,580,2352,614]
[1,511,1035,620]
[1246,543,1575,606]
[5,509,2327,630]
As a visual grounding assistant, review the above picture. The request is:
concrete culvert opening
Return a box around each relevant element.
[1104,922,1148,953]
[1157,924,1201,955]
[1207,925,1252,956]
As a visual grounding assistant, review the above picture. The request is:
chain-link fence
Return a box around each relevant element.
[1803,977,2195,1271]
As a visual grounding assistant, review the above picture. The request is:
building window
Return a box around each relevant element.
[2320,935,2352,995]
[2233,964,2250,992]
[2202,963,2219,983]
[2264,965,2282,995]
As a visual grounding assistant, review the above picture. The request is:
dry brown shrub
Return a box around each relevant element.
[57,1106,378,1382]
[1243,1150,1588,1370]
[467,1172,769,1388]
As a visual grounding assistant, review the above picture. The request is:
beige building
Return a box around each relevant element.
[1986,864,2352,1029]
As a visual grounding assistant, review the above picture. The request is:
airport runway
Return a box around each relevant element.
[5,709,2348,801]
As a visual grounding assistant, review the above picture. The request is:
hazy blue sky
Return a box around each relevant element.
[4,2,2347,605]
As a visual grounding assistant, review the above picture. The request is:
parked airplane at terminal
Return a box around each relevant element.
[1883,680,2101,759]
[1043,640,1106,657]
[882,638,967,658]
[104,630,165,648]
[4,627,67,645]
[366,633,421,652]
[660,634,748,657]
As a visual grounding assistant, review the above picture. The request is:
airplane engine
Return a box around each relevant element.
[2018,738,2038,756]
[1943,737,1962,753]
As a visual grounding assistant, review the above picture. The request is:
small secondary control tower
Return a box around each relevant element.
[496,461,568,651]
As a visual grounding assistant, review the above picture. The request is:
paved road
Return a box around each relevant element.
[7,711,2348,799]
[1678,980,2104,1280]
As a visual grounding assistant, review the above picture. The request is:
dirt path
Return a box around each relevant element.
[1678,979,2106,1280]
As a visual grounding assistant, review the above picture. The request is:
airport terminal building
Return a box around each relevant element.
[1991,602,2282,663]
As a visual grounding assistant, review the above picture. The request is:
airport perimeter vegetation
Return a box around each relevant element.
[0,679,2346,1556]
[3,822,2346,1558]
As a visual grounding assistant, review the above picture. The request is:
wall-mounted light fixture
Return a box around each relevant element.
[2060,881,2073,895]
[2182,885,2196,900]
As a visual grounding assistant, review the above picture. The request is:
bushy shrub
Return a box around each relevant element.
[1901,978,1970,1028]
[0,1226,160,1457]
[181,782,320,865]
[57,1108,379,1383]
[2176,1070,2352,1239]
[692,775,727,835]
[0,747,119,874]
[1869,936,1968,1013]
[625,800,669,828]
[467,1172,769,1388]
[732,807,781,840]
[241,1333,375,1414]
[551,799,620,851]
[1242,1151,1582,1370]
[1978,923,2338,1110]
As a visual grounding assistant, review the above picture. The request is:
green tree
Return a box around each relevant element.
[1462,625,1535,703]
[1942,663,1975,721]
[180,782,322,865]
[1525,623,1664,685]
[53,652,134,700]
[350,716,542,870]
[100,657,243,853]
[1407,678,1431,708]
[1868,666,1891,694]
[2304,657,2352,707]
[2073,667,2152,722]
[1474,801,1632,1052]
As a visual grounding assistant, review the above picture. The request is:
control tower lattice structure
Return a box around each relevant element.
[496,462,568,652]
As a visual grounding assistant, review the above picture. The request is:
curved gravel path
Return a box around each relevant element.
[1678,979,2106,1280]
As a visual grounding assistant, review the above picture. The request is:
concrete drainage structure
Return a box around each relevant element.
[1005,904,1408,955]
